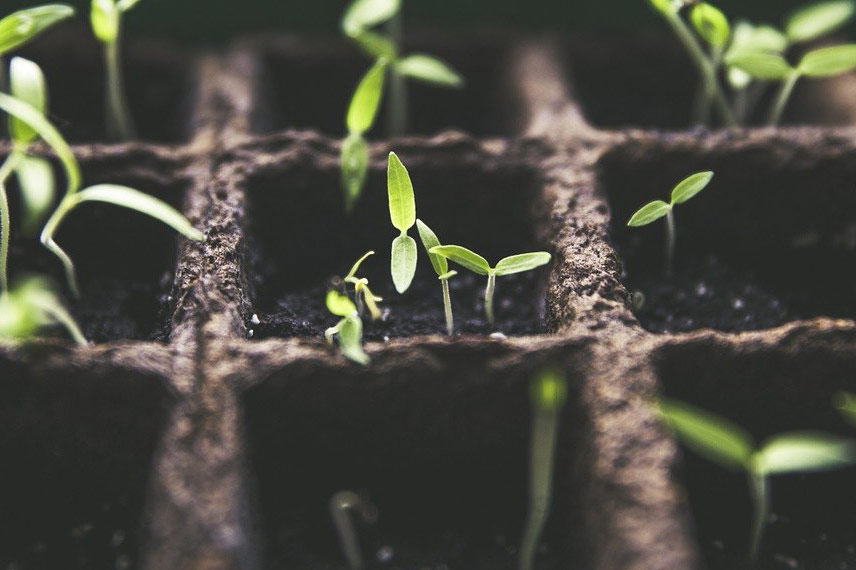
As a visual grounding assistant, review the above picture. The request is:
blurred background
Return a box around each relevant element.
[4,0,854,44]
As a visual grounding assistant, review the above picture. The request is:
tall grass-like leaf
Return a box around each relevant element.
[387,152,415,232]
[786,0,856,43]
[396,54,464,88]
[0,5,75,55]
[429,245,491,275]
[757,432,856,475]
[495,252,552,276]
[691,3,731,48]
[342,0,400,35]
[671,171,714,204]
[347,60,388,135]
[799,44,856,77]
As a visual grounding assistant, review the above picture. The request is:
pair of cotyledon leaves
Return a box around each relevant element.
[325,289,370,365]
[627,171,713,227]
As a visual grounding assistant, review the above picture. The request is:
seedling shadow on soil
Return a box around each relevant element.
[656,342,856,570]
[601,144,856,333]
[251,35,520,137]
[245,158,550,340]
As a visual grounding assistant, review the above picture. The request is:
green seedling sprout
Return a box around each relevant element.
[0,276,87,346]
[688,3,732,125]
[387,152,417,294]
[429,245,551,326]
[91,0,144,140]
[416,219,456,335]
[520,369,567,570]
[0,4,75,88]
[325,290,370,366]
[0,91,204,297]
[659,398,856,560]
[330,491,378,570]
[627,171,714,278]
[344,250,384,321]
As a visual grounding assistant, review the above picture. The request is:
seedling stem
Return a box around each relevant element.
[485,271,497,325]
[329,491,378,570]
[748,466,769,560]
[441,274,454,335]
[105,32,135,139]
[0,148,25,293]
[665,208,676,277]
[768,70,801,126]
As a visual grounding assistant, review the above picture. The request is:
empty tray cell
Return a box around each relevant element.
[654,338,856,570]
[0,349,172,570]
[243,147,551,339]
[600,136,856,333]
[242,344,588,570]
[16,27,196,144]
[251,34,520,137]
[565,35,856,130]
[6,149,194,343]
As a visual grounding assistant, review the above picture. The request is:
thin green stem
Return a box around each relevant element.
[767,71,801,127]
[692,46,724,126]
[31,295,88,346]
[0,150,26,294]
[386,10,407,136]
[665,208,676,278]
[104,28,136,140]
[485,271,496,326]
[40,194,81,297]
[329,491,377,570]
[749,469,769,561]
[442,278,453,335]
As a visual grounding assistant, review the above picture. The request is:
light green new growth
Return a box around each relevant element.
[627,171,714,277]
[344,250,384,321]
[659,398,856,560]
[520,369,567,570]
[329,491,378,570]
[325,290,370,365]
[0,4,75,83]
[416,219,456,335]
[91,0,144,140]
[0,277,87,345]
[387,152,417,294]
[429,245,551,326]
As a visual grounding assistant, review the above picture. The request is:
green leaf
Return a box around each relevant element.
[387,152,415,232]
[836,392,856,426]
[117,0,144,12]
[0,5,75,55]
[786,0,856,43]
[347,60,388,135]
[16,156,55,234]
[91,0,120,44]
[691,4,731,48]
[327,290,357,317]
[346,250,375,279]
[531,369,567,412]
[352,30,397,60]
[438,270,457,280]
[391,234,417,294]
[341,133,368,213]
[627,200,671,227]
[728,22,788,57]
[799,44,856,77]
[396,54,464,88]
[727,51,794,79]
[671,171,714,205]
[494,252,552,277]
[0,289,39,341]
[415,219,447,276]
[8,57,47,145]
[73,185,204,241]
[658,399,754,470]
[756,432,856,475]
[342,0,400,35]
[21,278,87,345]
[338,314,370,365]
[429,245,491,276]
[649,0,675,15]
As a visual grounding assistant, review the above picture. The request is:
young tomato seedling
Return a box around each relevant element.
[416,219,456,335]
[627,171,714,277]
[520,369,567,570]
[325,289,370,366]
[0,276,87,346]
[344,250,384,321]
[387,152,417,294]
[429,245,551,326]
[329,491,378,570]
[659,398,856,560]
[91,0,144,140]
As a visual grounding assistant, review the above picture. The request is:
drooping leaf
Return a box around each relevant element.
[727,51,794,79]
[429,245,491,276]
[346,251,375,280]
[415,219,447,276]
[73,185,204,241]
[90,0,120,44]
[327,289,357,317]
[627,200,671,227]
[396,54,465,88]
[387,152,416,232]
[338,314,370,365]
[391,234,417,294]
[531,369,567,412]
[347,60,388,135]
[691,3,731,48]
[21,278,87,345]
[494,252,552,277]
[0,5,75,55]
[786,0,856,43]
[671,171,714,205]
[799,44,856,77]
[352,30,398,60]
[342,0,400,35]
[16,156,55,234]
[658,399,754,471]
[8,57,47,145]
[341,133,369,212]
[756,432,856,475]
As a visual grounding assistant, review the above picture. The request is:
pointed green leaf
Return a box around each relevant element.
[416,219,447,276]
[8,57,47,145]
[347,60,388,135]
[494,252,552,276]
[757,432,856,475]
[691,4,731,48]
[0,5,75,55]
[627,200,671,227]
[346,251,375,280]
[786,0,856,43]
[799,44,856,77]
[387,152,415,232]
[671,171,714,205]
[728,22,788,57]
[342,0,400,35]
[341,133,368,212]
[727,51,794,79]
[91,0,120,44]
[391,234,417,293]
[74,185,204,241]
[327,290,357,317]
[396,54,464,88]
[836,392,856,426]
[338,314,370,365]
[658,399,754,470]
[16,156,55,234]
[429,245,491,276]
[352,30,397,60]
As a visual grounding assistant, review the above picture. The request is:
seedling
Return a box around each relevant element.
[429,245,551,326]
[0,4,74,87]
[329,491,378,570]
[91,0,144,140]
[0,276,87,346]
[416,219,456,335]
[0,91,204,297]
[387,152,417,294]
[344,250,384,321]
[627,171,714,277]
[325,289,370,366]
[520,369,567,570]
[659,398,856,560]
